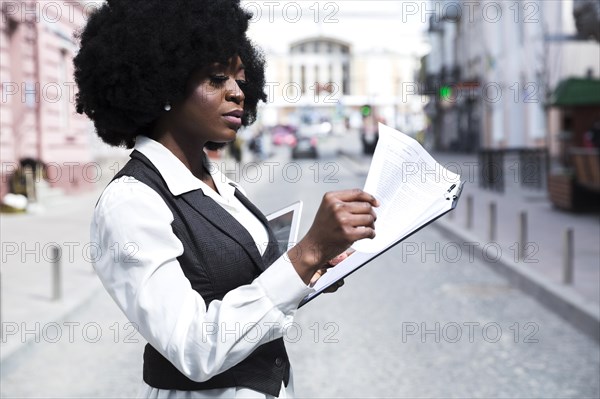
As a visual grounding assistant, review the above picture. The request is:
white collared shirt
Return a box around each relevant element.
[90,136,314,398]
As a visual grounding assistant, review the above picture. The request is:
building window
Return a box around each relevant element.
[319,41,326,53]
[6,18,19,37]
[301,65,306,94]
[342,63,350,95]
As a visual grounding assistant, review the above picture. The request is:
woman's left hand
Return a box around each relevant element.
[309,249,353,293]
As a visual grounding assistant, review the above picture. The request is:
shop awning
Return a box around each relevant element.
[550,78,600,106]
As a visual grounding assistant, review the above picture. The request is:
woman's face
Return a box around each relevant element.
[175,56,246,145]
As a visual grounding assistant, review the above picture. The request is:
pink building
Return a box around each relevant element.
[1,1,99,199]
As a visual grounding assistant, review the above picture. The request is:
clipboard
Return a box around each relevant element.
[299,180,465,308]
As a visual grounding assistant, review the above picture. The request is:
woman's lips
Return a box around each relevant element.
[223,110,243,128]
[223,115,242,127]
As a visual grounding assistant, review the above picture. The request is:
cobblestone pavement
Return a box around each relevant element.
[1,136,598,398]
[4,225,598,398]
[0,288,145,398]
[248,138,600,399]
[1,156,128,362]
[289,227,600,398]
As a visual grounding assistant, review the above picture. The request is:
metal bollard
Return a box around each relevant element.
[488,201,497,242]
[0,270,3,341]
[563,229,574,284]
[24,165,36,203]
[518,211,528,261]
[51,245,62,301]
[466,195,473,229]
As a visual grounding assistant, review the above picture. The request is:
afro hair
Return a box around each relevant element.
[73,0,267,149]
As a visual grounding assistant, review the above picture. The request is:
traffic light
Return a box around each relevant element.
[360,104,372,117]
[440,85,452,100]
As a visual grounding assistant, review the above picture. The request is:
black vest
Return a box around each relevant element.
[109,150,290,397]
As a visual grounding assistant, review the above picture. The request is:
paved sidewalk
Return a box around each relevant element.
[432,151,600,308]
[338,133,599,338]
[0,156,132,365]
[1,188,106,364]
[0,152,245,367]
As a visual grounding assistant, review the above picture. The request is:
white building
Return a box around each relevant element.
[260,35,426,135]
[423,0,600,153]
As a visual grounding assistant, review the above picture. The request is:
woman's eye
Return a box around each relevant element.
[209,75,229,86]
[236,80,248,87]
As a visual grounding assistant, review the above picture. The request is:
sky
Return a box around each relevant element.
[86,1,431,56]
[243,1,431,56]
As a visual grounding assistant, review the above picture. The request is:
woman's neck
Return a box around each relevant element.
[151,130,210,182]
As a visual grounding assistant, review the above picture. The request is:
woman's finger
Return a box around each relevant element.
[344,213,376,229]
[328,251,349,266]
[309,268,327,286]
[335,201,378,216]
[325,189,380,207]
[323,279,345,293]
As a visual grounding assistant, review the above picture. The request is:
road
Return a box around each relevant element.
[2,135,598,398]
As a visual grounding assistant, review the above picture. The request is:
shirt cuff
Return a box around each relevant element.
[255,253,315,314]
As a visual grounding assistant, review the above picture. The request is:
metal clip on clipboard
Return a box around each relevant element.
[444,182,465,206]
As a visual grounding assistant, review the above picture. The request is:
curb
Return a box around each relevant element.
[434,218,600,343]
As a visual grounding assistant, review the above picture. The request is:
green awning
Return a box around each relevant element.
[550,78,600,106]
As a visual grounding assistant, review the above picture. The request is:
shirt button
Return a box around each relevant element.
[275,357,283,367]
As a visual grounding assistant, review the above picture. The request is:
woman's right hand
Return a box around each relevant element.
[287,189,380,284]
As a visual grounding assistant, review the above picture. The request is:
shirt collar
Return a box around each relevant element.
[133,135,242,198]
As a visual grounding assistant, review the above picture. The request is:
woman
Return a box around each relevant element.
[74,1,379,397]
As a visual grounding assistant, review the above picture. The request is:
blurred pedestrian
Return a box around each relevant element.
[228,137,243,163]
[73,1,379,398]
[248,131,266,161]
[583,120,600,149]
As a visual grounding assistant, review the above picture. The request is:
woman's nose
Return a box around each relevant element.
[226,81,245,104]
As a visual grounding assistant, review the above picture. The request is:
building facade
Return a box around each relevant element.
[0,1,100,199]
[422,0,600,154]
[259,35,426,136]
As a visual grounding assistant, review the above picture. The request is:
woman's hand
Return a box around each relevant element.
[309,249,353,293]
[288,189,379,284]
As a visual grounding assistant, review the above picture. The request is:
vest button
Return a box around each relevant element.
[275,357,283,367]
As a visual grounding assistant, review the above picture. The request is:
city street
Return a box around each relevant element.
[1,1,598,398]
[1,135,598,398]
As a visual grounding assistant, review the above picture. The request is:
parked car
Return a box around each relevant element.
[291,136,318,159]
[270,124,297,146]
[297,121,332,137]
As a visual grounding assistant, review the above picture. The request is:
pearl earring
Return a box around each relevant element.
[164,103,171,111]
